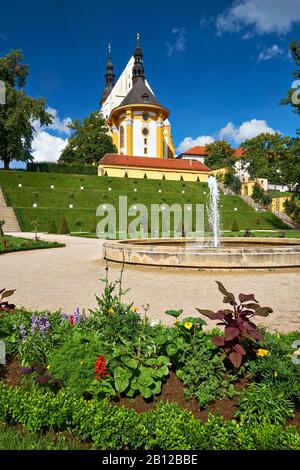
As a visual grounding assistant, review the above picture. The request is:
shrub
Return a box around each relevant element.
[48,219,58,234]
[0,288,16,313]
[26,162,97,175]
[59,217,70,235]
[231,219,240,232]
[236,383,295,425]
[224,173,241,194]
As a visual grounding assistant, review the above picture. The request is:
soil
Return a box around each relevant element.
[0,358,23,387]
[1,361,299,429]
[115,371,242,422]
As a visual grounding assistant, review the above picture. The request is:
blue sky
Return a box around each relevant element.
[1,0,300,164]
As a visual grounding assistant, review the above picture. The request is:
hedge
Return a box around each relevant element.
[26,162,97,175]
[0,383,299,450]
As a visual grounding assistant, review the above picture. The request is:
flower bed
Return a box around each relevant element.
[0,280,300,450]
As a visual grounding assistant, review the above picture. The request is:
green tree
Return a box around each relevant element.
[59,217,70,235]
[0,50,52,169]
[75,219,83,233]
[231,219,240,232]
[280,40,300,114]
[205,140,236,170]
[241,133,290,182]
[48,219,58,234]
[59,111,116,165]
[281,133,300,192]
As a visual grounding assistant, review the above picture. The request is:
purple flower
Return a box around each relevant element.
[61,312,67,323]
[21,367,32,375]
[19,324,26,339]
[30,315,51,335]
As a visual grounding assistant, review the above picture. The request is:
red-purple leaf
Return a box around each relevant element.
[210,310,226,320]
[239,293,258,304]
[1,289,15,299]
[212,336,225,347]
[224,326,240,341]
[233,343,246,355]
[215,281,236,304]
[196,309,215,318]
[242,303,260,310]
[254,306,273,317]
[229,352,243,368]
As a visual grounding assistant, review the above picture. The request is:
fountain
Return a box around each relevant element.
[103,177,300,269]
[207,176,220,248]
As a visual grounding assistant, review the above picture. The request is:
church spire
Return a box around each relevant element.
[132,33,145,84]
[100,43,115,105]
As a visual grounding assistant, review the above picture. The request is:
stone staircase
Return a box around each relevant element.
[0,187,20,232]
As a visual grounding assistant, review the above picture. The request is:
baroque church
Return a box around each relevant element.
[98,35,210,182]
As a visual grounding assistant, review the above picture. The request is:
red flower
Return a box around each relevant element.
[94,355,109,380]
[69,314,74,325]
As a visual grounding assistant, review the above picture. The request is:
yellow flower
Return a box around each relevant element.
[256,348,269,358]
[46,365,51,370]
[133,307,139,313]
[184,322,193,330]
[175,319,179,324]
[294,349,300,356]
[80,361,84,365]
[274,371,278,378]
[107,307,115,315]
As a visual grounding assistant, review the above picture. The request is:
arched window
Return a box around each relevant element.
[120,125,124,148]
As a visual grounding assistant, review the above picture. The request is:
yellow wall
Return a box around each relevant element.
[98,164,208,182]
[271,196,291,213]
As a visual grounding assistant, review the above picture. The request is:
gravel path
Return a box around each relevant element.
[1,232,300,333]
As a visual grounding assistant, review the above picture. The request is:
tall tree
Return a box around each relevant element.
[240,132,290,182]
[59,111,116,165]
[0,50,52,169]
[280,40,300,114]
[204,140,236,170]
[282,132,300,192]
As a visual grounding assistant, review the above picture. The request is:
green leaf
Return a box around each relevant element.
[121,356,138,369]
[156,355,170,365]
[114,367,132,393]
[139,385,152,399]
[164,309,183,318]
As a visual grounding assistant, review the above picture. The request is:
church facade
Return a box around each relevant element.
[100,35,174,159]
[98,35,210,182]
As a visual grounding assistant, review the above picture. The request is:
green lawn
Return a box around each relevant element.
[0,170,288,232]
[222,230,300,238]
[0,235,65,254]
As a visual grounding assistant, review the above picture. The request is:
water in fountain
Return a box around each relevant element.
[207,176,221,247]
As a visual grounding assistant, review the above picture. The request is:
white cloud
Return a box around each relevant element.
[199,15,214,28]
[31,130,68,163]
[166,28,187,57]
[216,0,300,36]
[219,119,277,144]
[177,135,215,153]
[46,107,72,134]
[258,44,284,60]
[177,119,278,152]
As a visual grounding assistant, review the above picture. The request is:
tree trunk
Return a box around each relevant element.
[3,158,10,170]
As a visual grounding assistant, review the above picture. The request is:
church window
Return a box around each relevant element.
[144,138,147,145]
[142,93,149,102]
[143,113,150,121]
[142,127,149,135]
[120,125,124,148]
[144,148,148,155]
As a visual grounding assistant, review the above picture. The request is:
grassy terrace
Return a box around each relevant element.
[0,235,65,254]
[0,170,287,232]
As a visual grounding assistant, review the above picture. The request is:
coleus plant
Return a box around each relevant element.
[0,288,16,313]
[197,282,273,368]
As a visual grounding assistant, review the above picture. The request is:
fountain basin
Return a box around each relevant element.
[103,237,300,269]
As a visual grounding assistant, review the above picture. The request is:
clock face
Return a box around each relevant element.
[143,112,150,121]
[142,128,149,136]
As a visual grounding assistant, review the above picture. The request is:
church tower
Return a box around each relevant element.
[100,44,115,105]
[103,35,175,159]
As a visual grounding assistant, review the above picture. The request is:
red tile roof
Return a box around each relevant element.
[101,154,210,172]
[182,146,245,157]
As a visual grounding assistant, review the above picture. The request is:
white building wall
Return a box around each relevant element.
[132,118,157,157]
